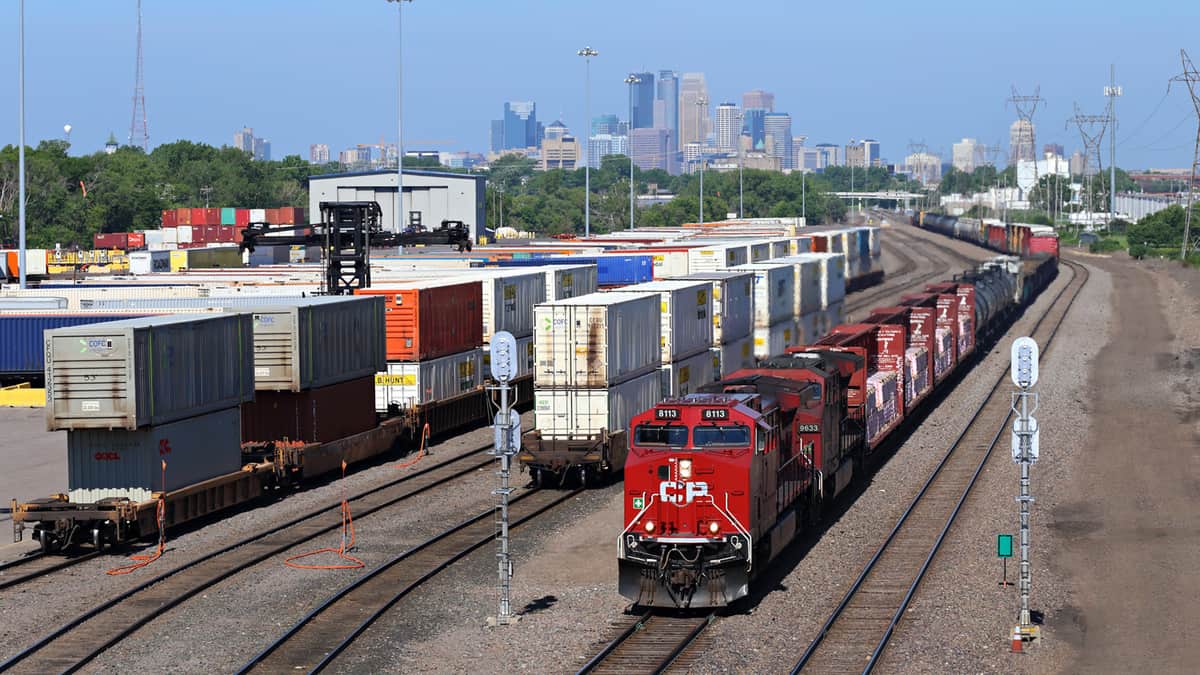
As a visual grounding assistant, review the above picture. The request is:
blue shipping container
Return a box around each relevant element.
[488,255,651,286]
[858,228,871,259]
[0,314,143,375]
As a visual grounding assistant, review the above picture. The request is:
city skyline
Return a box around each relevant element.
[2,1,1197,169]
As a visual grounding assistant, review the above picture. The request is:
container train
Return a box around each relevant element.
[617,251,1057,608]
[914,212,1060,259]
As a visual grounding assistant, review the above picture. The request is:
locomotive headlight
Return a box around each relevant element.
[708,520,720,534]
[679,459,693,479]
[644,520,656,533]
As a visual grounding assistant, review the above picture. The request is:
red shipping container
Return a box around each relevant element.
[204,208,221,225]
[218,226,235,243]
[203,225,220,243]
[265,208,282,225]
[235,209,251,227]
[277,206,306,224]
[93,233,128,249]
[161,210,177,228]
[188,208,205,226]
[240,376,377,444]
[127,232,146,249]
[176,208,192,226]
[355,280,482,361]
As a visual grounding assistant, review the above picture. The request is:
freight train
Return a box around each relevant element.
[617,252,1057,608]
[915,212,1060,258]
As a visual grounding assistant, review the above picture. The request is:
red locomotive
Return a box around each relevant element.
[618,255,1056,608]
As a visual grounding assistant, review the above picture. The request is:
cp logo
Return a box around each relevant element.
[659,481,709,505]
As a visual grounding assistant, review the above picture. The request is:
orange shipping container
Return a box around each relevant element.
[355,280,482,361]
[176,208,192,226]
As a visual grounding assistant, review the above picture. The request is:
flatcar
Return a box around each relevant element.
[618,253,1056,608]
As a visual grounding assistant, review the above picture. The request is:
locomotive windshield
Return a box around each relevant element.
[634,424,688,447]
[693,425,751,447]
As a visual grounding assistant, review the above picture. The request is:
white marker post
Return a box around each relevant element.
[487,331,520,627]
[1009,337,1041,650]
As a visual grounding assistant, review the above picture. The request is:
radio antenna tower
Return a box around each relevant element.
[1169,49,1200,258]
[129,0,149,151]
[1066,105,1108,224]
[1008,86,1044,200]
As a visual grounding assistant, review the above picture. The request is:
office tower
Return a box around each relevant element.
[309,144,330,164]
[742,108,766,149]
[490,120,505,153]
[234,127,255,154]
[503,101,538,149]
[862,139,880,167]
[1010,119,1035,163]
[1043,142,1064,158]
[715,103,741,153]
[656,70,680,152]
[952,138,982,172]
[678,73,710,148]
[540,121,580,170]
[814,143,839,168]
[630,72,655,129]
[630,127,675,173]
[253,137,271,161]
[588,134,628,167]
[592,113,622,136]
[742,89,775,112]
[845,141,866,168]
[763,112,793,170]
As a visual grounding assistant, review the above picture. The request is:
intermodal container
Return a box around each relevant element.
[277,206,306,224]
[596,255,653,285]
[190,208,207,226]
[471,270,545,340]
[373,348,483,413]
[93,233,128,250]
[161,210,177,228]
[44,313,256,430]
[623,280,713,362]
[128,250,172,274]
[127,232,145,249]
[67,406,242,503]
[218,226,235,243]
[712,333,755,377]
[687,244,749,273]
[748,240,772,262]
[533,369,660,439]
[177,225,194,244]
[355,280,482,361]
[266,208,282,225]
[220,207,237,225]
[753,320,796,360]
[682,271,754,345]
[0,313,141,375]
[250,209,267,223]
[204,208,221,226]
[533,292,661,388]
[541,264,598,300]
[176,208,192,226]
[235,209,251,227]
[773,255,823,316]
[0,286,207,310]
[730,262,794,327]
[799,252,847,309]
[483,334,535,382]
[659,348,718,398]
[241,375,376,444]
[203,225,220,243]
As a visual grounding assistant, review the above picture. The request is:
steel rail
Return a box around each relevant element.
[578,612,714,675]
[0,551,103,591]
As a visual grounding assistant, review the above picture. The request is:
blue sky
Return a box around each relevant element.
[2,0,1199,169]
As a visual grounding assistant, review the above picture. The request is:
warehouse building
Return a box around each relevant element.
[307,169,487,240]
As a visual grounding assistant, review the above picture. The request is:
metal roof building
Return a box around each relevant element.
[307,169,486,240]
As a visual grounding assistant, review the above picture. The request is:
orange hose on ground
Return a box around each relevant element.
[108,460,168,575]
[283,461,365,570]
[393,423,432,470]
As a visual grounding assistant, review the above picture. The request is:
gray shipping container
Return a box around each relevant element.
[67,406,242,503]
[45,313,256,430]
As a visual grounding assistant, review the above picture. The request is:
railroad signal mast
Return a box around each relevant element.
[488,331,521,627]
[1009,337,1041,651]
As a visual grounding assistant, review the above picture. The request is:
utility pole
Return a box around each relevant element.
[1008,86,1044,204]
[200,186,213,208]
[487,331,520,627]
[1170,49,1200,259]
[1009,337,1041,652]
[1106,66,1122,219]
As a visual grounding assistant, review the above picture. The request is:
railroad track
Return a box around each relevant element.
[844,228,959,317]
[792,258,1089,674]
[239,487,584,673]
[0,550,106,592]
[578,612,715,675]
[0,444,497,674]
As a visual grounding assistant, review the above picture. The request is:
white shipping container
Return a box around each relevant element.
[0,285,208,311]
[534,292,661,389]
[791,236,813,255]
[415,269,545,340]
[245,245,291,267]
[533,369,660,440]
[686,244,749,273]
[803,253,847,309]
[67,406,242,503]
[483,334,535,382]
[162,228,178,245]
[660,349,718,398]
[250,209,267,222]
[753,321,796,360]
[142,230,164,248]
[769,239,791,259]
[680,271,753,345]
[712,333,755,377]
[748,240,772,262]
[542,264,599,300]
[729,263,794,327]
[646,250,691,278]
[374,348,483,413]
[177,225,193,244]
[128,250,172,275]
[773,255,823,317]
[869,226,882,257]
[797,313,821,346]
[623,280,713,362]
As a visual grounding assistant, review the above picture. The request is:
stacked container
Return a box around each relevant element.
[679,270,755,377]
[622,280,715,397]
[44,313,256,503]
[532,292,661,443]
[800,252,847,339]
[729,262,795,360]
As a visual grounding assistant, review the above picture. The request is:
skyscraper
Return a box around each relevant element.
[814,143,839,168]
[234,127,255,154]
[252,137,270,161]
[715,103,741,153]
[742,108,766,149]
[540,121,580,170]
[490,120,505,153]
[742,89,775,112]
[656,71,680,152]
[630,127,675,174]
[309,144,330,164]
[589,134,628,168]
[630,72,655,130]
[1009,119,1035,164]
[763,113,793,170]
[952,138,982,172]
[592,114,622,135]
[862,139,880,167]
[503,101,538,150]
[845,142,866,168]
[678,73,710,148]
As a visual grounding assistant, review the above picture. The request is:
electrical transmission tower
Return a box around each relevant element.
[1008,86,1044,200]
[1067,105,1109,224]
[129,0,149,151]
[1169,49,1200,258]
[983,142,1006,219]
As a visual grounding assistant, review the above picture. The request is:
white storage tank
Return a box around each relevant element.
[66,406,242,503]
[729,262,795,328]
[622,279,713,363]
[533,369,660,439]
[680,271,754,345]
[374,348,483,413]
[44,313,256,430]
[533,292,661,389]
